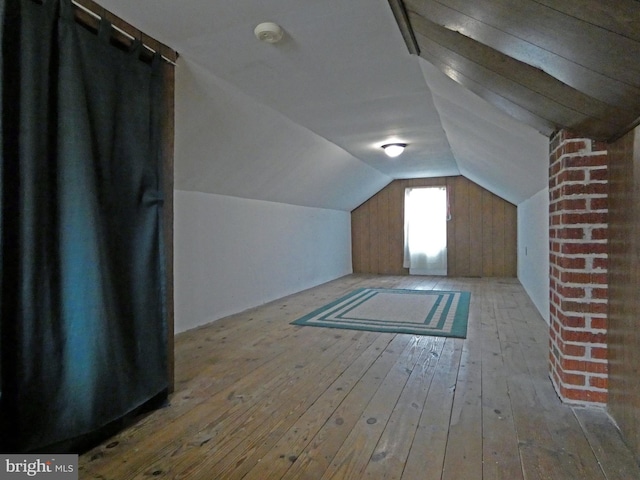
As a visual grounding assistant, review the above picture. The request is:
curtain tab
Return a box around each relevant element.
[58,0,73,20]
[129,39,143,56]
[98,18,112,42]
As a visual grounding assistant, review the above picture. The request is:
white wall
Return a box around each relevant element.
[174,190,352,333]
[517,187,550,323]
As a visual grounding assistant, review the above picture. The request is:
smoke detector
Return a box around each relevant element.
[254,22,284,44]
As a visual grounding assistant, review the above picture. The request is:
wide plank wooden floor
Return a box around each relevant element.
[79,274,640,479]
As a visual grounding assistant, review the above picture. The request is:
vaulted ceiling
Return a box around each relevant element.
[392,0,640,141]
[94,0,636,210]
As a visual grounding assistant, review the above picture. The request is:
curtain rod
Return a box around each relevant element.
[70,0,178,65]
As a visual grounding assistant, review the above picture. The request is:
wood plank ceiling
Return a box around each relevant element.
[388,0,640,141]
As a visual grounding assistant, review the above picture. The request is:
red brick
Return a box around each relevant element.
[562,387,607,404]
[589,168,608,181]
[561,315,586,328]
[558,198,587,211]
[561,330,607,344]
[591,287,608,300]
[560,242,608,255]
[561,300,592,313]
[558,286,586,299]
[564,155,608,169]
[556,257,586,269]
[561,358,607,374]
[590,317,608,330]
[589,197,608,210]
[590,228,608,240]
[561,212,608,225]
[562,140,588,154]
[561,183,608,196]
[589,376,608,389]
[559,271,607,284]
[591,346,607,360]
[559,170,586,182]
[563,343,586,357]
[592,257,608,269]
[558,272,589,284]
[558,228,585,240]
[560,371,586,386]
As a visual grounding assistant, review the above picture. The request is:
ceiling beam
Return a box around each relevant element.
[387,0,420,55]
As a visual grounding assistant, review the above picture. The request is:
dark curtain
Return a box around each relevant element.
[0,0,167,452]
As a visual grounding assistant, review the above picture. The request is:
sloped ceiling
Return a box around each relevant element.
[95,0,560,210]
[397,0,640,141]
[419,59,548,202]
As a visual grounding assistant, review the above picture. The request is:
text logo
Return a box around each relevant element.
[1,455,77,479]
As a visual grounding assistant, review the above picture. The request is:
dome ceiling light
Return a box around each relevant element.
[381,143,407,158]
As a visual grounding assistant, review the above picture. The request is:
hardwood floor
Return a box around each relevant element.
[79,275,640,479]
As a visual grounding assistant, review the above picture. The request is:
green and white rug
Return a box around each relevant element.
[291,288,470,338]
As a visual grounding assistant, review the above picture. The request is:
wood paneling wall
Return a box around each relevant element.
[608,126,640,461]
[351,176,517,277]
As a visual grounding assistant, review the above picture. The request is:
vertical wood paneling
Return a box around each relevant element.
[504,204,517,277]
[454,178,471,276]
[493,195,506,276]
[468,182,484,277]
[351,176,517,277]
[351,206,366,273]
[446,178,456,275]
[369,193,380,273]
[608,126,640,461]
[482,189,495,277]
[162,62,176,391]
[378,187,388,274]
[388,182,405,274]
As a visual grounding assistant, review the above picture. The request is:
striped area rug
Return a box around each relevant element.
[291,288,470,338]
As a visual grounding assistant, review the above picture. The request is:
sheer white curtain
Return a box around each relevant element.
[403,186,448,275]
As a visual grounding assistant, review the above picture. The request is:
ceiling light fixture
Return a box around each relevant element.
[381,143,407,158]
[254,22,284,43]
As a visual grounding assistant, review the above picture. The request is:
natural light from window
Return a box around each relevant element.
[403,186,448,276]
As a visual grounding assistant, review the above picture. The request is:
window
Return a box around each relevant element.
[403,186,448,275]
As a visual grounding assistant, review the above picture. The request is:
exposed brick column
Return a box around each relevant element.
[548,130,608,405]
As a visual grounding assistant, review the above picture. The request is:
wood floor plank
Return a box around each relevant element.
[280,334,415,480]
[165,334,379,478]
[401,337,462,479]
[573,407,640,480]
[319,336,440,479]
[441,293,483,480]
[480,292,524,479]
[78,274,640,480]
[241,333,395,480]
[361,336,446,479]
[87,328,353,479]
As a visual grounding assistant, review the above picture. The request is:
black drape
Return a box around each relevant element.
[0,0,167,452]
